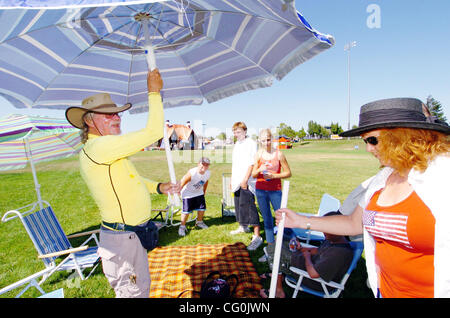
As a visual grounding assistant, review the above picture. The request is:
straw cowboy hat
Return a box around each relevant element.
[340,97,450,137]
[65,93,131,129]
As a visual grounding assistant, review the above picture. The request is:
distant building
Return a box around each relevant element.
[153,120,199,150]
[274,135,292,149]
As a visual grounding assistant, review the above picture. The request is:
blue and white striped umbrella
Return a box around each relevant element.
[0,0,334,113]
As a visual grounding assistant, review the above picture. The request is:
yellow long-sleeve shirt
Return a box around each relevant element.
[80,93,164,226]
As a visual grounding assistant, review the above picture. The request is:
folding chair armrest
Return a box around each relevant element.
[289,266,309,277]
[38,245,88,259]
[67,229,100,239]
[288,266,343,289]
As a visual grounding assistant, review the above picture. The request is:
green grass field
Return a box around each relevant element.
[0,139,379,298]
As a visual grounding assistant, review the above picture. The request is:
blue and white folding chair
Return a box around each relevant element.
[292,193,341,244]
[285,241,364,298]
[1,200,100,296]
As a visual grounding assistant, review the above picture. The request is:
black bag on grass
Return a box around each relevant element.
[199,271,239,298]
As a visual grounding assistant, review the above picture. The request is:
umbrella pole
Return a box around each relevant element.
[142,20,180,206]
[25,138,44,210]
[269,181,289,298]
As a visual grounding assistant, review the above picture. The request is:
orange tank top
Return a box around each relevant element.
[364,189,435,298]
[255,150,281,191]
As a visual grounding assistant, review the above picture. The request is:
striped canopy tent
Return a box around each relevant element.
[0,114,82,208]
[0,0,334,197]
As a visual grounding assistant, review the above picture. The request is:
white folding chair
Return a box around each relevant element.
[285,241,364,298]
[221,173,235,219]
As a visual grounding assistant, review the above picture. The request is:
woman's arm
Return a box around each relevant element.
[276,205,364,236]
[271,152,291,179]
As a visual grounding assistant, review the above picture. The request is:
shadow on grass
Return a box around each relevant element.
[67,220,373,298]
[156,213,238,246]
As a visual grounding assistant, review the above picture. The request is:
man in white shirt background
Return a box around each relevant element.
[230,122,262,251]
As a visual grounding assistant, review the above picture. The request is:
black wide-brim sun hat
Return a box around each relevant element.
[340,97,450,137]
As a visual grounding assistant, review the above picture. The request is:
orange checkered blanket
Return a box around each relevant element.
[148,242,262,298]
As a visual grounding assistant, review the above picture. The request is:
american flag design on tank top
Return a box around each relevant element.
[363,209,412,249]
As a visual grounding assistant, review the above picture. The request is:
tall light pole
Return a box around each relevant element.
[202,122,206,153]
[344,41,357,131]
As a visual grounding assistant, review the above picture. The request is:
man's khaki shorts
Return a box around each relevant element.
[98,228,150,298]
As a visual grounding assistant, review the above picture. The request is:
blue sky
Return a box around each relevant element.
[1,0,449,138]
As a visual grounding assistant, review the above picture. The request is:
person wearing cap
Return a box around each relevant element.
[276,97,450,298]
[65,69,180,298]
[178,157,211,236]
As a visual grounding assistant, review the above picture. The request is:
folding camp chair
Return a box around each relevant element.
[1,200,100,294]
[285,241,364,298]
[221,173,235,219]
[151,194,196,229]
[292,193,341,244]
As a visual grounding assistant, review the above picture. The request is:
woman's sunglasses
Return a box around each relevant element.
[363,136,378,146]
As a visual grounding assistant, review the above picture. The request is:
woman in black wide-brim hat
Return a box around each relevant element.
[276,97,450,298]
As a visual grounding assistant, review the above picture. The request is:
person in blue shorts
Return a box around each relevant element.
[178,157,211,236]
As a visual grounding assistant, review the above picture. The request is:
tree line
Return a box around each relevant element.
[277,121,344,139]
[211,95,447,140]
[277,95,448,139]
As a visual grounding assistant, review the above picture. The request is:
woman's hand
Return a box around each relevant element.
[275,208,304,229]
[257,164,267,173]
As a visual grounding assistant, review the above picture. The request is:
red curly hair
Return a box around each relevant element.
[377,128,450,176]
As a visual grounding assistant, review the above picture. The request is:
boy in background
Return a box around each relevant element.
[178,157,211,236]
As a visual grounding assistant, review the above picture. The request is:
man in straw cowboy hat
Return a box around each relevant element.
[276,97,450,298]
[65,69,180,298]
